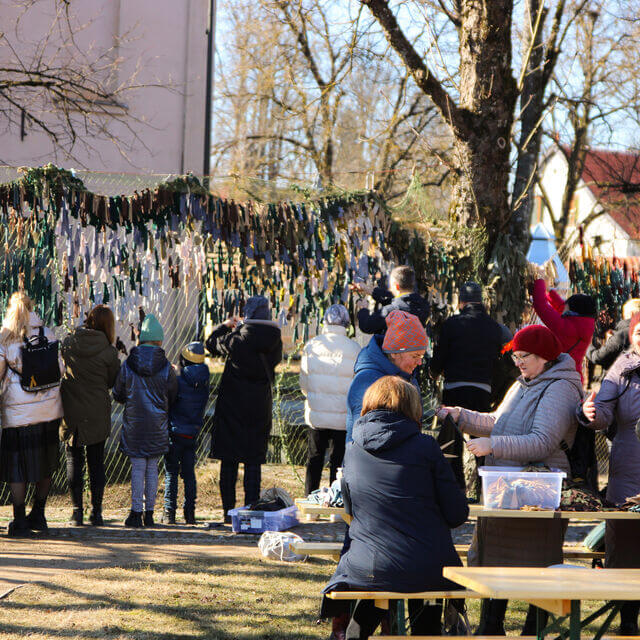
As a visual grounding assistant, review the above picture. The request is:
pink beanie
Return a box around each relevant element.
[382,310,428,353]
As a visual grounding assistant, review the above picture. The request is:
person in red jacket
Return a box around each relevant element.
[530,278,596,381]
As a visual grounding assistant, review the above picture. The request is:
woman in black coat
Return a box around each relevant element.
[322,375,468,640]
[206,296,282,523]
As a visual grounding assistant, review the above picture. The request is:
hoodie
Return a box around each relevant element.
[345,334,420,442]
[324,409,468,593]
[113,344,178,457]
[169,363,210,438]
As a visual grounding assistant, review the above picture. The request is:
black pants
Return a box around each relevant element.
[346,599,442,639]
[219,460,261,515]
[305,428,346,495]
[442,386,491,412]
[65,439,106,509]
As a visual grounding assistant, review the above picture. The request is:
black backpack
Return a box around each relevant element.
[8,326,61,392]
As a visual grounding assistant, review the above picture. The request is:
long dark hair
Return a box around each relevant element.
[86,305,116,345]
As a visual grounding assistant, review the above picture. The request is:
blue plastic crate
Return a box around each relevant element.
[228,504,298,534]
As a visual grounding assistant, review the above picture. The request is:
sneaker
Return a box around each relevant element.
[162,509,176,525]
[124,510,143,528]
[69,508,84,526]
[89,510,104,526]
[143,510,155,527]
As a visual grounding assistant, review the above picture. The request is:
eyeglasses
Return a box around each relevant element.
[512,352,534,364]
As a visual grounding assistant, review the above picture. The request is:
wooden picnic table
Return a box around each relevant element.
[443,566,640,640]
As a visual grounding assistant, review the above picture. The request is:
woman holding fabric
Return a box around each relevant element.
[438,324,583,635]
[0,292,64,536]
[206,295,282,524]
[323,375,468,640]
[61,305,121,526]
[578,313,640,636]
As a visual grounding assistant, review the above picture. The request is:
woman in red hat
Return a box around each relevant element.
[438,324,583,635]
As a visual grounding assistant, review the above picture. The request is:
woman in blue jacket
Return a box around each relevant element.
[322,375,469,639]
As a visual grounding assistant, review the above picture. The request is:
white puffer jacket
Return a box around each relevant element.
[0,312,64,429]
[299,325,361,431]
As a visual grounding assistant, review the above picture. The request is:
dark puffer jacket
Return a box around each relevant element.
[357,292,430,334]
[206,320,282,464]
[61,327,121,446]
[587,318,630,371]
[113,345,178,457]
[430,303,507,386]
[169,363,210,438]
[324,409,468,594]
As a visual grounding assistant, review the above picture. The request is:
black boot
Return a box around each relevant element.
[69,481,84,525]
[69,508,84,526]
[620,601,640,636]
[89,480,104,526]
[26,498,48,532]
[124,510,143,528]
[522,605,548,635]
[162,509,176,524]
[183,507,195,525]
[475,599,507,636]
[7,504,31,537]
[143,510,155,527]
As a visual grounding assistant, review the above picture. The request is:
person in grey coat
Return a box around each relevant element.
[579,312,640,635]
[438,324,583,636]
[113,314,178,528]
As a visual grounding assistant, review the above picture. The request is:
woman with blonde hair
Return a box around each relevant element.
[0,292,64,536]
[322,375,468,639]
[61,305,121,526]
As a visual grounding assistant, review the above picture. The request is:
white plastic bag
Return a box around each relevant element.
[258,531,307,562]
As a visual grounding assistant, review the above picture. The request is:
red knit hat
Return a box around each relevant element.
[382,310,428,353]
[502,324,562,362]
[629,313,640,342]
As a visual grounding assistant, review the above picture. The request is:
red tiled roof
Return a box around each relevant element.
[570,148,640,238]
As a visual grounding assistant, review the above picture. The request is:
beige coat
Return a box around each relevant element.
[458,353,582,473]
[0,313,64,428]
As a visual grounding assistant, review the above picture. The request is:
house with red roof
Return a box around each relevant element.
[533,147,640,258]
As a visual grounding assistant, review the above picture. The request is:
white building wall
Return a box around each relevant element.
[0,0,208,175]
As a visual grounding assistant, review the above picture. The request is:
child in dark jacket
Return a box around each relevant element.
[113,314,178,528]
[162,342,210,524]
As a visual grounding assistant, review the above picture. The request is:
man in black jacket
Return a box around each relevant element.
[430,282,510,412]
[587,317,630,371]
[352,266,429,334]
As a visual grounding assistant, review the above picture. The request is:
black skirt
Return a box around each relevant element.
[0,419,61,483]
[605,520,640,568]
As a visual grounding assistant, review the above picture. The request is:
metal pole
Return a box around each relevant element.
[203,0,216,189]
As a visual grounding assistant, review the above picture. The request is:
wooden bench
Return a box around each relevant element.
[290,541,604,562]
[376,636,535,639]
[326,589,481,610]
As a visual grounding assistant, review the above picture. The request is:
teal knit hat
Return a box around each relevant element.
[139,313,164,342]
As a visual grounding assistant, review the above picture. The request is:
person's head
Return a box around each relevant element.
[459,281,482,309]
[628,313,640,354]
[361,375,422,425]
[244,295,270,321]
[564,293,597,318]
[138,313,164,346]
[86,304,115,345]
[323,303,350,328]
[180,341,206,368]
[382,310,428,374]
[0,291,34,345]
[623,298,640,320]
[389,266,416,295]
[504,324,562,380]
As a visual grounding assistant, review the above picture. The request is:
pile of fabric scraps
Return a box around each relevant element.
[485,476,559,510]
[306,479,343,508]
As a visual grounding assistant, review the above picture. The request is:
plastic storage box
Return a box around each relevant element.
[479,466,566,510]
[227,504,299,534]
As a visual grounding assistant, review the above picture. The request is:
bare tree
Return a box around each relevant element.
[0,0,149,165]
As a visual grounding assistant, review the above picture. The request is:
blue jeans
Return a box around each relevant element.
[163,436,196,511]
[130,456,159,512]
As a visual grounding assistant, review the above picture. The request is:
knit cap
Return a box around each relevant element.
[139,313,164,343]
[459,281,482,304]
[244,295,270,321]
[502,324,561,362]
[323,304,350,328]
[181,341,206,364]
[382,310,428,353]
[566,293,597,318]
